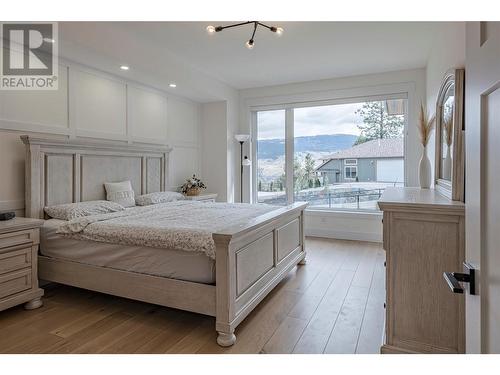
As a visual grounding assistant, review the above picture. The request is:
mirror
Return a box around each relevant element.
[440,84,455,181]
[435,68,465,202]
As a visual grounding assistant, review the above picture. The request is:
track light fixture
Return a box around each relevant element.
[206,21,283,49]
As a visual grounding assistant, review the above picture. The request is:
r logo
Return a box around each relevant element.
[2,23,53,75]
[1,22,58,90]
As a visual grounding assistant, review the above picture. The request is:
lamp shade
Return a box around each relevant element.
[242,156,252,167]
[235,134,250,142]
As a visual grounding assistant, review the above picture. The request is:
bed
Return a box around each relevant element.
[22,135,307,347]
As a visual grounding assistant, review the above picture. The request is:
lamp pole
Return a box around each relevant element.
[239,141,244,203]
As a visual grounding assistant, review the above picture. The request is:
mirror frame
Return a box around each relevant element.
[434,68,465,201]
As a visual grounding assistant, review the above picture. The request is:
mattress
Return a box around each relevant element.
[40,219,216,284]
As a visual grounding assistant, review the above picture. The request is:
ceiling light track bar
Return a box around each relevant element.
[207,21,283,49]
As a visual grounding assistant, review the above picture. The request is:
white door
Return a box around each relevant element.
[376,159,404,183]
[465,21,500,353]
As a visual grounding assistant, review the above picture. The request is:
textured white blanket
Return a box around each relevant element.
[57,201,277,259]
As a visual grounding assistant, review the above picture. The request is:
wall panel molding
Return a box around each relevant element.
[70,67,127,137]
[0,59,203,208]
[0,119,71,136]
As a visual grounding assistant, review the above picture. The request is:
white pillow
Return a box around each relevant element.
[104,180,135,207]
[44,200,125,221]
[135,191,186,206]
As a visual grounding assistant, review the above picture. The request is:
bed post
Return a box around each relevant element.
[214,234,237,346]
[22,136,42,219]
[212,203,307,347]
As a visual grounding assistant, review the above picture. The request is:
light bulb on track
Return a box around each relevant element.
[207,22,282,49]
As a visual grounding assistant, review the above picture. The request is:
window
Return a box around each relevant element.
[253,97,407,211]
[256,110,287,205]
[345,165,358,180]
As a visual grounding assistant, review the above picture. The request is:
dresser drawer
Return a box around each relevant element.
[0,229,38,250]
[0,245,32,275]
[0,268,32,299]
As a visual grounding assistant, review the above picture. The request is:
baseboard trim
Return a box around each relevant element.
[306,227,382,243]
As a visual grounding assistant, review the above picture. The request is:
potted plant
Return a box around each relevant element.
[181,175,207,196]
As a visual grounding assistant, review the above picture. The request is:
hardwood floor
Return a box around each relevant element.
[0,238,385,354]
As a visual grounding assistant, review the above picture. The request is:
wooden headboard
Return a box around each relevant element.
[21,135,172,219]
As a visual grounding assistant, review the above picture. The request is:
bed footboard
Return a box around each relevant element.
[213,202,307,347]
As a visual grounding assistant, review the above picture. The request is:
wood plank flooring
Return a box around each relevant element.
[0,238,385,354]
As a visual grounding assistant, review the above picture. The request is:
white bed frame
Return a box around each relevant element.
[21,135,307,347]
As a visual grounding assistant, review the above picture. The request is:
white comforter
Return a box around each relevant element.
[57,201,277,259]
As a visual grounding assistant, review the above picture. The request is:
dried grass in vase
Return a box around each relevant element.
[418,105,436,147]
[443,114,454,146]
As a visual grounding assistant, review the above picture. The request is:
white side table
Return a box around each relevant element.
[183,193,218,203]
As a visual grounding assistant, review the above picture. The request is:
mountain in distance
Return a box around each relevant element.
[257,134,358,159]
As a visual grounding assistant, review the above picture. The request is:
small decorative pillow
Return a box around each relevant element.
[44,200,125,221]
[135,191,186,206]
[104,180,136,207]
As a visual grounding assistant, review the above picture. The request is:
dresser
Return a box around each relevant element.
[378,187,465,354]
[0,217,44,312]
[183,193,218,203]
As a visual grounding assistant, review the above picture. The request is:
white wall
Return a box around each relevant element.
[425,22,466,184]
[201,101,228,201]
[0,59,201,214]
[199,93,240,203]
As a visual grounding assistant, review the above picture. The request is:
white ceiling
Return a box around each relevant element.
[59,22,443,102]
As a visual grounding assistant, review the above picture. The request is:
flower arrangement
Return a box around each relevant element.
[181,175,206,196]
[417,104,436,147]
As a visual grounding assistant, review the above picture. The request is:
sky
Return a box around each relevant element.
[257,102,365,140]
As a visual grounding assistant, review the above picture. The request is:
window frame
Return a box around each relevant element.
[344,165,358,180]
[250,92,408,211]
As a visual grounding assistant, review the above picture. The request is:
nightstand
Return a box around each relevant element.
[183,193,218,203]
[0,217,44,312]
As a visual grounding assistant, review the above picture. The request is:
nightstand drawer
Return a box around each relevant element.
[0,245,32,275]
[0,229,38,250]
[0,268,32,299]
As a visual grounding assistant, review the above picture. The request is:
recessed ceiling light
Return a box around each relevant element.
[169,83,177,88]
[120,65,130,71]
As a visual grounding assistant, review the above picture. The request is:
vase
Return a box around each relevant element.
[186,187,201,196]
[419,145,431,189]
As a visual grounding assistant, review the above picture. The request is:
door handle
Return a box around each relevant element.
[443,262,476,295]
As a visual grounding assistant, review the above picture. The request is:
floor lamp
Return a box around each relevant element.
[235,134,251,203]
